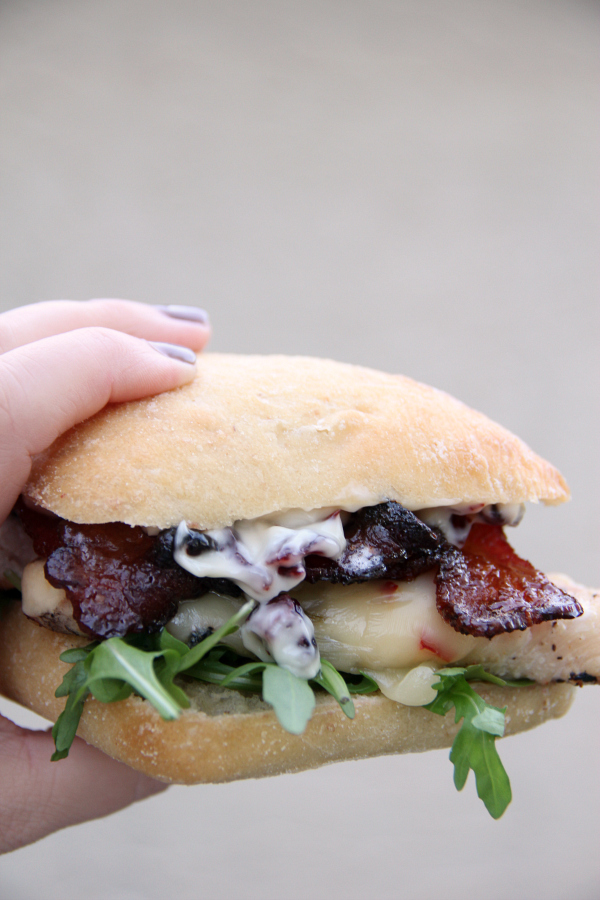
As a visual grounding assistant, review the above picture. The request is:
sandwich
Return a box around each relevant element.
[0,354,597,819]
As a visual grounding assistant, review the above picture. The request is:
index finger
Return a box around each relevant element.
[0,327,197,523]
[0,299,210,354]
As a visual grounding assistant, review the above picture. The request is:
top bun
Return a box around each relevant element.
[23,354,569,529]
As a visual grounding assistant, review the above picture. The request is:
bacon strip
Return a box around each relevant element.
[436,522,583,638]
[18,504,209,638]
[304,502,446,584]
[17,502,583,642]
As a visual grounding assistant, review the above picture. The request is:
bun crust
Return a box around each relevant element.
[0,604,575,784]
[23,354,568,529]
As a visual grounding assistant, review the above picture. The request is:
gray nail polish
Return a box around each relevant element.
[158,305,209,325]
[149,342,197,364]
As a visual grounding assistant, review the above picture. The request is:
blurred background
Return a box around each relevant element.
[0,1,598,898]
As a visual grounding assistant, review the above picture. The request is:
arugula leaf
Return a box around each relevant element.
[51,600,258,759]
[158,629,189,657]
[186,652,266,692]
[59,644,98,664]
[85,639,184,717]
[154,650,192,708]
[425,667,512,819]
[175,599,254,672]
[262,665,316,734]
[3,570,22,592]
[220,659,268,687]
[51,638,186,760]
[345,671,380,694]
[313,660,355,719]
[51,661,90,761]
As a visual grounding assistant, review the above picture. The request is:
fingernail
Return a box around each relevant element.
[149,341,197,364]
[158,305,210,325]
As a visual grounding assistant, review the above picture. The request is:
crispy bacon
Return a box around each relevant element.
[17,503,222,639]
[17,501,583,642]
[436,522,583,638]
[304,502,446,584]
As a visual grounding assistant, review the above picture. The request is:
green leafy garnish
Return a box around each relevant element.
[3,569,22,592]
[87,639,184,713]
[51,638,185,761]
[51,603,256,760]
[51,660,91,760]
[175,600,255,672]
[345,671,380,694]
[425,666,513,819]
[50,610,522,818]
[50,601,358,758]
[186,649,266,692]
[263,665,316,734]
[313,659,355,719]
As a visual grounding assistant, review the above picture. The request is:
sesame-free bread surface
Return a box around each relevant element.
[0,604,575,784]
[24,354,569,529]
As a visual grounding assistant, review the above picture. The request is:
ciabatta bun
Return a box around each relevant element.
[0,603,575,784]
[5,354,583,785]
[23,354,568,530]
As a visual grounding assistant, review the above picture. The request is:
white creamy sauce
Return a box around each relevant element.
[172,509,345,679]
[417,502,525,547]
[241,595,320,679]
[167,591,321,678]
[174,508,346,602]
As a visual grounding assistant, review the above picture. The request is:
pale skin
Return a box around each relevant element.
[0,299,211,853]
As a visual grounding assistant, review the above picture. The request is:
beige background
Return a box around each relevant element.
[0,2,598,898]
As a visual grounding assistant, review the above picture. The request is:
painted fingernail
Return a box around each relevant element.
[149,341,197,364]
[158,305,210,325]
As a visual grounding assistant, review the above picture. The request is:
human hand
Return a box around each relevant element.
[0,298,210,853]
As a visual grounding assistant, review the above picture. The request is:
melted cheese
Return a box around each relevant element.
[363,664,440,706]
[165,575,476,704]
[292,573,476,672]
[166,592,247,656]
[21,559,66,617]
[21,559,83,635]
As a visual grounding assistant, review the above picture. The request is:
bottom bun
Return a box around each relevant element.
[0,603,575,784]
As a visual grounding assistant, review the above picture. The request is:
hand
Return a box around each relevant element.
[0,299,210,853]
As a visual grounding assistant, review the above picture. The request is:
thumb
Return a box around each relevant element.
[0,713,167,854]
